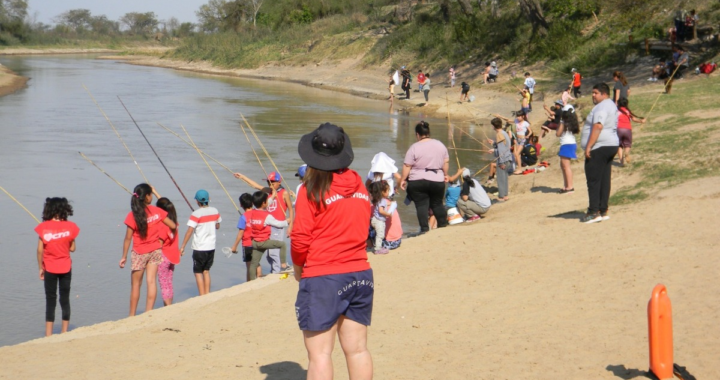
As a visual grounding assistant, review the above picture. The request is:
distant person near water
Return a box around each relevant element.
[457,168,492,222]
[292,123,374,380]
[35,197,79,336]
[524,72,536,110]
[120,184,176,316]
[400,121,450,233]
[460,81,470,102]
[488,118,513,202]
[449,67,456,87]
[401,67,412,100]
[581,83,619,223]
[423,73,431,103]
[180,189,222,295]
[571,68,583,98]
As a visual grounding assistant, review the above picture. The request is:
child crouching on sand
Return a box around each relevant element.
[35,197,80,336]
[244,190,292,280]
[155,197,180,306]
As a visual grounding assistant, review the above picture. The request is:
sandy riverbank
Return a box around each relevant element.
[0,65,28,97]
[1,52,718,379]
[0,48,120,56]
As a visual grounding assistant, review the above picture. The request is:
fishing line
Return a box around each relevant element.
[156,122,235,175]
[78,152,131,194]
[83,85,149,183]
[117,97,194,211]
[445,93,462,171]
[237,118,269,178]
[0,185,41,223]
[179,124,240,214]
[240,114,286,188]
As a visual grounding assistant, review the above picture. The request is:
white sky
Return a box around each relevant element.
[28,0,207,24]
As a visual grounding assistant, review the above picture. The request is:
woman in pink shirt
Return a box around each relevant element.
[399,121,450,233]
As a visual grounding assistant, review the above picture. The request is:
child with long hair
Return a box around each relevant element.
[557,109,581,194]
[369,181,393,255]
[35,197,79,336]
[616,97,646,166]
[613,71,630,104]
[120,184,176,316]
[156,197,180,306]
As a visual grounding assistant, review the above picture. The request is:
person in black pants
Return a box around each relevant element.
[400,121,450,233]
[401,68,412,100]
[581,83,619,223]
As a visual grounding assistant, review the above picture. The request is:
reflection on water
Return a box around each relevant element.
[0,55,492,346]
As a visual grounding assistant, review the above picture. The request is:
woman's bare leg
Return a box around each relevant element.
[61,320,69,333]
[338,316,373,380]
[304,324,338,380]
[145,263,158,312]
[129,270,144,316]
[560,158,573,189]
[45,322,53,337]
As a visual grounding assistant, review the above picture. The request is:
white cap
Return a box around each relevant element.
[461,168,471,178]
[571,68,577,72]
[491,61,497,67]
[562,104,575,112]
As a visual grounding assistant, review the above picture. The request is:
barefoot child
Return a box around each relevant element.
[230,193,261,282]
[156,197,180,306]
[369,181,393,254]
[120,184,176,316]
[244,190,292,280]
[180,189,221,296]
[35,197,79,336]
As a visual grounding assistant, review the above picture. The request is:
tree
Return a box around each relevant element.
[90,15,120,35]
[119,12,159,36]
[519,0,549,36]
[458,0,474,16]
[0,0,27,22]
[196,0,247,32]
[54,9,92,33]
[175,22,195,38]
[245,0,264,28]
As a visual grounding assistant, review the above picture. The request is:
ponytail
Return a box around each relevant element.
[131,183,152,239]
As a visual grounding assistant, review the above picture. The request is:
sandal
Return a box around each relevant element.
[559,188,574,194]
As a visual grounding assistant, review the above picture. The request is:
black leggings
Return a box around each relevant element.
[44,270,71,322]
[584,146,617,214]
[406,180,448,232]
[573,85,581,98]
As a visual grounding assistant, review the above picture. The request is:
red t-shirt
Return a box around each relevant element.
[618,107,632,130]
[245,209,271,242]
[534,143,542,158]
[573,73,582,87]
[267,188,288,221]
[124,205,168,254]
[158,224,181,264]
[35,220,80,274]
[417,73,426,84]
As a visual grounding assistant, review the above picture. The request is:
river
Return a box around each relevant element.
[0,55,493,346]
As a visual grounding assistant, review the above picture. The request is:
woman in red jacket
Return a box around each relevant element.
[292,123,374,379]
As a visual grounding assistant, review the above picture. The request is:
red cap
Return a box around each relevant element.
[267,172,282,182]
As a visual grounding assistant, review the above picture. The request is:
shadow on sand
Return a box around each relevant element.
[605,364,658,380]
[260,361,307,380]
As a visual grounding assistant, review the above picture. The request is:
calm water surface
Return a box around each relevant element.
[0,55,492,346]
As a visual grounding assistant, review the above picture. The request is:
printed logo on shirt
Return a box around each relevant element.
[147,214,160,223]
[44,231,70,242]
[337,279,374,296]
[325,192,370,206]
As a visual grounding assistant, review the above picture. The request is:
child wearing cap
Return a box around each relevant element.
[294,164,307,206]
[180,189,221,296]
[233,171,294,274]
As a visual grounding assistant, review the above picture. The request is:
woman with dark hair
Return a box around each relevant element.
[155,197,180,306]
[616,97,646,166]
[35,197,79,336]
[612,71,630,104]
[557,108,581,194]
[120,184,176,316]
[400,121,450,233]
[292,123,374,379]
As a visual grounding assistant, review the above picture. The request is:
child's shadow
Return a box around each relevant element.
[260,361,307,380]
[531,186,561,194]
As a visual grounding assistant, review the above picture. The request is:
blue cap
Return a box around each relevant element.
[295,164,307,178]
[194,189,209,203]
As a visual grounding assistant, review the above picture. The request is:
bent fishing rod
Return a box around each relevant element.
[117,96,194,211]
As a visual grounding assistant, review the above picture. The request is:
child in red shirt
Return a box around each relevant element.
[35,197,80,336]
[532,136,542,160]
[120,184,176,316]
[245,190,291,280]
[156,197,180,306]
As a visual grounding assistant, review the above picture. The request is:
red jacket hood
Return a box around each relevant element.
[331,169,365,198]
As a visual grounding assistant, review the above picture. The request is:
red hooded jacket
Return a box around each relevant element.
[291,169,371,278]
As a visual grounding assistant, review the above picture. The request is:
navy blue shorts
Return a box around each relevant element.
[295,269,374,331]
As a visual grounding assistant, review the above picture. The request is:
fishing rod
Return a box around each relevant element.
[156,122,236,175]
[78,152,131,194]
[117,97,194,212]
[83,85,149,184]
[445,93,462,171]
[0,185,41,224]
[237,118,269,178]
[179,124,240,214]
[473,162,493,177]
[643,63,684,129]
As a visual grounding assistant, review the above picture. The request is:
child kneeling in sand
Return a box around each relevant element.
[244,190,292,279]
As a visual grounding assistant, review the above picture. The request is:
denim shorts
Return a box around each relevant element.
[295,269,374,331]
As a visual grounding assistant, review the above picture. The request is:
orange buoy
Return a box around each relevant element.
[648,284,673,379]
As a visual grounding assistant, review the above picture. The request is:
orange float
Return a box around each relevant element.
[647,284,673,379]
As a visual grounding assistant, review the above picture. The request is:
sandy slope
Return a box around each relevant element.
[0,65,28,97]
[0,54,718,379]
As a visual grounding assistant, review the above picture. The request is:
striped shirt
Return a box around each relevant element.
[187,206,222,251]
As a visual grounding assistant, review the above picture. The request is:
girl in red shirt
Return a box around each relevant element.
[616,97,646,166]
[156,197,180,306]
[120,184,176,316]
[293,123,374,379]
[35,197,79,336]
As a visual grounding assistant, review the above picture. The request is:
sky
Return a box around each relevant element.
[28,0,207,24]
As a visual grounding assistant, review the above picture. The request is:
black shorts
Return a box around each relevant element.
[242,246,253,263]
[461,89,469,94]
[192,250,215,273]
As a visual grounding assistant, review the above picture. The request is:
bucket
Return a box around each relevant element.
[447,207,464,225]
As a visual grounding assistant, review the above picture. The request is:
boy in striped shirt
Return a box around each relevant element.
[181,189,221,295]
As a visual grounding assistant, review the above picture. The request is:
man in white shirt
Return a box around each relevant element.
[524,72,536,110]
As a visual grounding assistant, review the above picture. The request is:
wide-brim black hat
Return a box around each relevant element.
[298,123,354,171]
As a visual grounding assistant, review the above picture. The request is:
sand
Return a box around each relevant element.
[1,54,718,380]
[0,64,28,98]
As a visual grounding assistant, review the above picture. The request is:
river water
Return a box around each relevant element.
[0,55,492,346]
